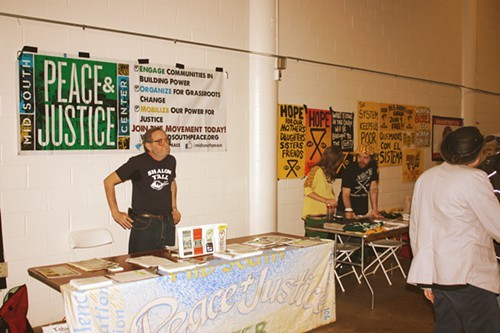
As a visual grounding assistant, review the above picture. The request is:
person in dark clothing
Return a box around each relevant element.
[337,144,383,219]
[478,133,500,262]
[479,134,500,202]
[104,127,181,254]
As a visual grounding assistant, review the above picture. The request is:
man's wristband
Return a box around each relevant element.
[344,208,353,212]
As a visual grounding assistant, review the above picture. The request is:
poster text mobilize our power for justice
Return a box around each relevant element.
[62,242,336,333]
[18,51,227,153]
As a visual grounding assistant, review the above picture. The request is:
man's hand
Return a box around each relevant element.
[345,211,355,219]
[370,210,384,219]
[423,289,434,303]
[112,211,133,229]
[172,208,181,224]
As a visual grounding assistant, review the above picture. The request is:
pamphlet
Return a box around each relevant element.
[157,260,197,274]
[288,238,326,248]
[265,235,299,244]
[35,265,81,279]
[213,250,263,260]
[126,255,196,273]
[42,323,69,333]
[226,243,264,253]
[213,243,263,260]
[68,258,120,272]
[126,255,175,268]
[243,235,299,248]
[242,238,276,248]
[106,269,158,283]
[69,276,113,290]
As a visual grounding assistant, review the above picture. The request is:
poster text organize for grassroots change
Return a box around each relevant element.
[18,51,227,153]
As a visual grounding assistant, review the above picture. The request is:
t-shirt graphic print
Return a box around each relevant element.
[116,153,177,215]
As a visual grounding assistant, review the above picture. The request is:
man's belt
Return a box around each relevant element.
[128,208,164,220]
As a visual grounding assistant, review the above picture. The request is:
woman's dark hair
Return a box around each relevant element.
[315,146,344,182]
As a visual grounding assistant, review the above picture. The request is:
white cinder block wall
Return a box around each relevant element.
[0,0,499,326]
[276,0,500,235]
[0,0,251,325]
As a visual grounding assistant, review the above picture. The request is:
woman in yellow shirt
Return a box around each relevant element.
[302,146,344,220]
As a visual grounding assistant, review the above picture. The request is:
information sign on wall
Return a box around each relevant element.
[130,63,227,152]
[357,101,379,149]
[358,101,430,169]
[18,51,227,153]
[305,108,331,174]
[277,104,307,179]
[414,106,431,148]
[331,110,354,151]
[19,52,127,151]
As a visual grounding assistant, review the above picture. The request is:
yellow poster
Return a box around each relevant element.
[402,149,424,182]
[378,131,403,166]
[379,103,414,132]
[277,104,307,179]
[357,101,379,148]
[403,105,415,131]
[377,103,416,166]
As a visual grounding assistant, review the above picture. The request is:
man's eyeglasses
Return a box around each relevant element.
[150,138,170,145]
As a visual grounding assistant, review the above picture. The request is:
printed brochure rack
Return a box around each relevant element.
[177,223,227,258]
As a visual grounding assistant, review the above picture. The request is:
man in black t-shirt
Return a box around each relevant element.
[104,127,181,253]
[337,144,383,219]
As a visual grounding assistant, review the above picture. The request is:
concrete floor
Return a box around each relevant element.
[308,258,435,333]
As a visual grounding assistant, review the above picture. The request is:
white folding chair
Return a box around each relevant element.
[364,239,406,285]
[68,228,117,261]
[335,238,362,292]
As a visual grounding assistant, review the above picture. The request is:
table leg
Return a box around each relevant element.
[360,237,375,310]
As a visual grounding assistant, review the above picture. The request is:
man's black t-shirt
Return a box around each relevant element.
[337,160,379,215]
[116,152,176,216]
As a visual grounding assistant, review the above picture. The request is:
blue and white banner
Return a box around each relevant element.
[62,242,336,333]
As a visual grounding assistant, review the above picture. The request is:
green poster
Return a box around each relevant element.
[30,54,121,150]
